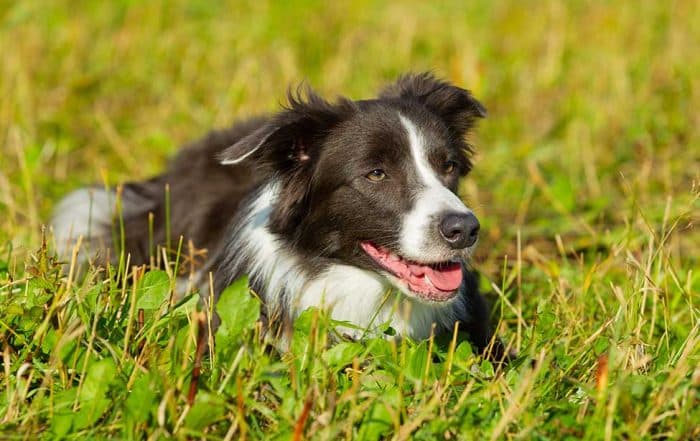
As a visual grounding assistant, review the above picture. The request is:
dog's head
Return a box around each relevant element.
[220,73,486,303]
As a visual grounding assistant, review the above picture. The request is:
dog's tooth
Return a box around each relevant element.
[388,254,400,262]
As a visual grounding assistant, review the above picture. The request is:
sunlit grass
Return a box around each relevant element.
[0,1,698,439]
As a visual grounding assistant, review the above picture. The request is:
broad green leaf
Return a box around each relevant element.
[452,341,475,371]
[455,340,474,359]
[291,307,318,364]
[50,389,78,438]
[169,293,199,317]
[5,303,23,319]
[83,283,102,310]
[480,359,495,378]
[406,342,429,382]
[216,276,260,343]
[79,358,117,401]
[74,398,110,430]
[75,358,118,428]
[154,293,200,330]
[136,270,170,310]
[41,328,57,354]
[184,391,227,430]
[124,373,158,424]
[323,341,363,371]
[367,337,395,361]
[357,386,399,441]
[51,410,74,439]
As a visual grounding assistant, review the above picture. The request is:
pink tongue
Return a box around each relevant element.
[361,242,463,297]
[422,264,463,291]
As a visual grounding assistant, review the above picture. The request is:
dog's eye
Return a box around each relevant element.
[366,169,386,182]
[442,160,457,174]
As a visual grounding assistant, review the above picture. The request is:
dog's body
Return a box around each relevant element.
[53,73,503,356]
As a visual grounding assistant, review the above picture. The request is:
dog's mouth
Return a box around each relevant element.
[360,241,462,302]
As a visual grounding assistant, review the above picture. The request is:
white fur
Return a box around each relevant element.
[300,264,465,339]
[51,188,114,260]
[229,181,462,341]
[398,114,473,261]
[224,182,307,317]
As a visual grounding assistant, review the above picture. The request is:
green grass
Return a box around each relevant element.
[1,0,699,439]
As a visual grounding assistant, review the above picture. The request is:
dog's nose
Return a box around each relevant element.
[438,212,480,249]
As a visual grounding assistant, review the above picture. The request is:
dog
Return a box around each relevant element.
[53,73,506,358]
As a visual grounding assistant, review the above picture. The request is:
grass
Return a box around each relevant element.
[0,0,698,439]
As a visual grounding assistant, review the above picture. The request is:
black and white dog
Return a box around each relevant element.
[53,73,505,358]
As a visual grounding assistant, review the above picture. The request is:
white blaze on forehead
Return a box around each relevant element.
[398,114,471,260]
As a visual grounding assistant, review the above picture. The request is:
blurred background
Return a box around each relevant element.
[2,4,698,437]
[0,0,698,273]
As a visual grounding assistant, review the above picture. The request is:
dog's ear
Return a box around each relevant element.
[219,86,354,168]
[379,72,486,136]
[218,124,279,166]
[219,86,355,232]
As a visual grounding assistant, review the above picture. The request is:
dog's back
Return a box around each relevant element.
[53,117,266,266]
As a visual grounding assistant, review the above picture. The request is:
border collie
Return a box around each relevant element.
[53,73,505,358]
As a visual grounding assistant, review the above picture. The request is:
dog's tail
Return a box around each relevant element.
[51,184,156,265]
[51,187,115,263]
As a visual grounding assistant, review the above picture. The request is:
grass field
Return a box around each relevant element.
[1,1,699,439]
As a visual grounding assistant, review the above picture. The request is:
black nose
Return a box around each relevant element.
[438,212,480,249]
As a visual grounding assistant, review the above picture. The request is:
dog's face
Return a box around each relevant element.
[220,74,486,303]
